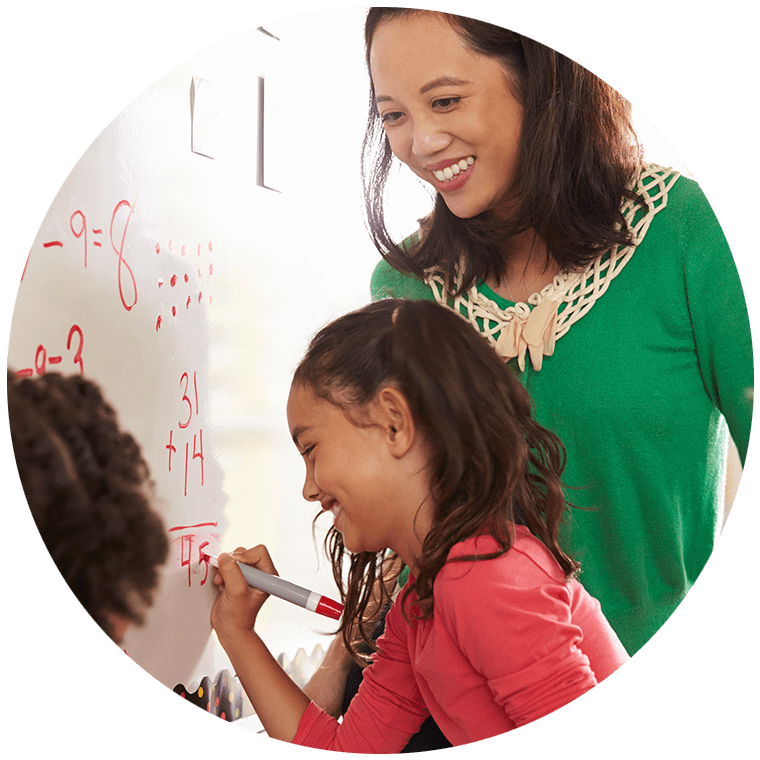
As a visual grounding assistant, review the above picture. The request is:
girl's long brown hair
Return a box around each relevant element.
[363,8,643,295]
[292,300,578,662]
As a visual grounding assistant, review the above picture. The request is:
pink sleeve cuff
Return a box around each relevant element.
[292,701,341,749]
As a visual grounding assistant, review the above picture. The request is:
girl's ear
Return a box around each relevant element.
[374,387,416,458]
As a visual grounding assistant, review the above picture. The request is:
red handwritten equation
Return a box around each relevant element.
[40,200,137,311]
[15,324,84,378]
[166,370,205,497]
[168,522,220,588]
[155,239,214,331]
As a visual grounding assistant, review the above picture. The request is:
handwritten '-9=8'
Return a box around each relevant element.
[41,200,137,312]
[166,370,204,496]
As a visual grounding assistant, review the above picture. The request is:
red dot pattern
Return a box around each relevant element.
[154,239,215,330]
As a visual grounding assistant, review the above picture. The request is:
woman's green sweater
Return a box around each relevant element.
[370,169,753,655]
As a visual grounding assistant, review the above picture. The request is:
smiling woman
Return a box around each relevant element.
[364,9,643,305]
[348,12,753,749]
[369,19,524,222]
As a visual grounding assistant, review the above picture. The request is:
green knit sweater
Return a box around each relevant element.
[370,168,753,655]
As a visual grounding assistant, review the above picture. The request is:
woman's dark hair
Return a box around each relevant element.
[292,300,578,662]
[8,370,169,641]
[363,8,643,295]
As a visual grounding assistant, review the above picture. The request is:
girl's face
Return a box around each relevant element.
[286,384,414,556]
[369,12,523,220]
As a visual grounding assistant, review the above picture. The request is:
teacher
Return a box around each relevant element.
[304,7,752,751]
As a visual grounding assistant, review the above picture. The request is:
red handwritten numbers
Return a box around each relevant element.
[179,371,199,429]
[67,324,84,374]
[169,523,219,588]
[188,429,205,494]
[110,200,137,311]
[198,541,211,585]
[180,535,195,586]
[34,344,47,376]
[41,200,137,311]
[70,210,92,267]
[15,324,84,378]
[166,370,204,497]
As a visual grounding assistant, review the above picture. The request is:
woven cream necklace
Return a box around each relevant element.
[425,163,681,371]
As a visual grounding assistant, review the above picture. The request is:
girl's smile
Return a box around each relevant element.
[286,383,432,570]
[288,385,429,567]
[369,13,523,219]
[322,500,343,529]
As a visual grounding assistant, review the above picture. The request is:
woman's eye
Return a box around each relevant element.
[302,445,315,459]
[433,97,461,110]
[381,111,404,125]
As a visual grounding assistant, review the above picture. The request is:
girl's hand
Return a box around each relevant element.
[210,545,278,643]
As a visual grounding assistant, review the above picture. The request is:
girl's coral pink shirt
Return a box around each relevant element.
[294,526,628,751]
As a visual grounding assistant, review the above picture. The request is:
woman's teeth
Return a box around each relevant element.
[433,156,475,182]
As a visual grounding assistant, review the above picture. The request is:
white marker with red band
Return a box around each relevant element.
[205,553,343,620]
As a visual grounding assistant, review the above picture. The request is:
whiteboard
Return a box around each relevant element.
[7,12,379,694]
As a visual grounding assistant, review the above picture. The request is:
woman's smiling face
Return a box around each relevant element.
[369,12,524,220]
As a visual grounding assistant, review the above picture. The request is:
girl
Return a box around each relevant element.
[211,299,628,750]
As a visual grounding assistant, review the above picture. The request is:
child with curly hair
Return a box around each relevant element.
[8,370,168,644]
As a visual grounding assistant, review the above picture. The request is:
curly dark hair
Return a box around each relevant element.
[292,300,578,662]
[7,369,168,642]
[363,8,643,295]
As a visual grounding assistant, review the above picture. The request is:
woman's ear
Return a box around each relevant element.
[374,387,416,458]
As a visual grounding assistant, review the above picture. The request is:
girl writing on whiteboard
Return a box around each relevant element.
[210,299,628,750]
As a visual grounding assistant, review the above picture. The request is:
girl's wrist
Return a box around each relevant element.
[215,624,260,653]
